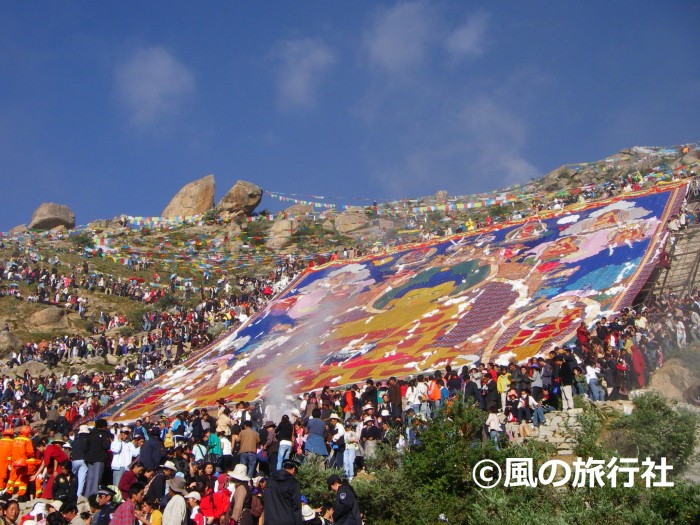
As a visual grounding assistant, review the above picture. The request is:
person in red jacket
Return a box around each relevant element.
[199,473,231,523]
[36,434,69,498]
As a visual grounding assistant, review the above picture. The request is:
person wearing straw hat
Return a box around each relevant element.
[327,414,345,470]
[145,461,176,503]
[228,464,253,525]
[162,477,188,525]
[36,433,69,499]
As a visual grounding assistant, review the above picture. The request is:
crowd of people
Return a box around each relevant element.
[0,172,698,524]
[1,282,699,524]
[1,272,699,520]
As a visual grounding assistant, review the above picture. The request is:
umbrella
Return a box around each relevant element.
[8,283,19,288]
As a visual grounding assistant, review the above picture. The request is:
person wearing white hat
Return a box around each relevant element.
[360,418,380,459]
[327,413,346,470]
[185,492,204,525]
[228,464,253,525]
[145,461,176,502]
[301,503,322,522]
[29,502,47,521]
[111,426,138,488]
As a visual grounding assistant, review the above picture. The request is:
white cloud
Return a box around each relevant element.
[462,98,527,148]
[272,38,335,109]
[115,46,194,128]
[459,98,540,186]
[373,97,539,197]
[446,12,489,59]
[364,1,435,75]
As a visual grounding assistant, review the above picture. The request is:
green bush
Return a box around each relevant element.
[573,403,605,459]
[296,454,340,509]
[402,400,486,498]
[292,398,700,524]
[207,322,227,338]
[604,392,698,475]
[118,326,134,337]
[126,306,147,330]
[71,232,95,249]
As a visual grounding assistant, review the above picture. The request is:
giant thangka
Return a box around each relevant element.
[98,182,687,422]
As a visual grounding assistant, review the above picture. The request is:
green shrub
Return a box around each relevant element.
[296,454,340,509]
[71,232,95,249]
[289,397,700,525]
[208,322,227,338]
[119,326,134,337]
[573,403,605,459]
[604,392,698,475]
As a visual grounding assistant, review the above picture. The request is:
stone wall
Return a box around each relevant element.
[508,407,583,455]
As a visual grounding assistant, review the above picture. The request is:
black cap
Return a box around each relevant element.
[327,474,342,489]
[282,458,301,470]
[96,486,115,497]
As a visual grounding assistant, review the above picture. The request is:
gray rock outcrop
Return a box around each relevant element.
[162,175,216,218]
[0,331,21,357]
[30,307,66,329]
[266,219,295,250]
[218,180,263,216]
[28,203,76,230]
[334,210,368,233]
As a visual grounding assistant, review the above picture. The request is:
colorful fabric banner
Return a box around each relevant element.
[95,182,687,422]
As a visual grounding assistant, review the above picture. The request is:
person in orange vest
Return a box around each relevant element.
[24,444,43,499]
[6,426,34,500]
[0,428,14,490]
[427,375,442,412]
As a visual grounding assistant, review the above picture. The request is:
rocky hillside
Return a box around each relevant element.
[1,142,698,351]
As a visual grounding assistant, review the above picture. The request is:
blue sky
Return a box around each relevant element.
[1,1,698,231]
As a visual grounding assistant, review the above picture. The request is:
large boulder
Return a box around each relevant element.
[218,180,263,216]
[0,331,21,357]
[266,219,295,250]
[162,175,216,218]
[87,219,114,230]
[648,358,697,402]
[12,360,50,378]
[282,204,314,217]
[9,224,27,235]
[28,203,75,231]
[30,306,67,329]
[334,210,368,233]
